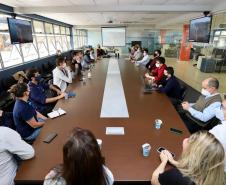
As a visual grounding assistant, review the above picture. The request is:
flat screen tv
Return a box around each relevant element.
[189,16,212,43]
[7,18,33,44]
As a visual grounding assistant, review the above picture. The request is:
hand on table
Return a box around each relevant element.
[181,101,190,110]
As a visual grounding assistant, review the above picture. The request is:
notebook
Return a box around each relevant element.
[106,127,125,135]
[47,108,66,119]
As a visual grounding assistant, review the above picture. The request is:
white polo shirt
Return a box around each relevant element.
[52,67,72,92]
[0,127,35,185]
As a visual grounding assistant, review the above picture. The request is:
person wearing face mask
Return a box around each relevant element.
[209,95,226,172]
[9,83,47,141]
[145,49,161,71]
[145,57,167,85]
[131,47,143,63]
[53,57,72,92]
[151,131,225,185]
[27,68,65,116]
[179,77,222,133]
[158,67,182,100]
[135,48,150,66]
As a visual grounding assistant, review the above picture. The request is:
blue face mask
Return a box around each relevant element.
[215,108,225,121]
[35,75,42,82]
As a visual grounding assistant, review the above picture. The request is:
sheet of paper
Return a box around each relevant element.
[106,127,125,135]
[47,111,60,119]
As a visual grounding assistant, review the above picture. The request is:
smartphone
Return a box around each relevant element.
[157,147,175,157]
[170,128,183,135]
[43,133,58,143]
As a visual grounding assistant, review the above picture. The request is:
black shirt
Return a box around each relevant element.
[159,168,195,185]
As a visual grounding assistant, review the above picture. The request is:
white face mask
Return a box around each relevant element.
[215,108,225,121]
[201,88,211,96]
[156,63,160,68]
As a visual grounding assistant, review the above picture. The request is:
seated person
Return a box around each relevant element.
[135,48,150,66]
[179,77,221,133]
[44,127,114,185]
[145,57,167,85]
[9,83,47,141]
[97,44,105,59]
[70,51,83,75]
[0,110,15,130]
[131,47,143,62]
[146,49,161,71]
[26,68,66,116]
[82,49,92,69]
[151,131,225,185]
[0,126,34,185]
[209,95,226,172]
[53,57,72,92]
[158,67,182,100]
[89,48,96,62]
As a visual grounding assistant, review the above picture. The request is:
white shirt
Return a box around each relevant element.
[136,55,150,66]
[52,67,72,92]
[209,120,226,172]
[188,93,221,122]
[0,127,34,185]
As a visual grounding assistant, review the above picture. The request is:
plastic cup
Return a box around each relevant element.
[142,143,151,157]
[154,119,163,129]
[97,139,102,149]
[64,93,68,100]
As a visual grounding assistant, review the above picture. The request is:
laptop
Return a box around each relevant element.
[140,75,158,93]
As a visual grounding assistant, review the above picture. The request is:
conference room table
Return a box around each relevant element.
[16,58,190,184]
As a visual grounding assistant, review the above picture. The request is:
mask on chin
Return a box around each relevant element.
[215,108,225,121]
[201,88,211,96]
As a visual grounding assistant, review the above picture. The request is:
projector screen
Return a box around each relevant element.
[101,27,126,47]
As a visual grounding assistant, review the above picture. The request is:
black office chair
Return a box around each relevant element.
[185,113,220,131]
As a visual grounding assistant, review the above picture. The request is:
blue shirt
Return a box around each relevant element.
[159,76,182,99]
[28,81,49,113]
[13,99,37,138]
[188,93,221,122]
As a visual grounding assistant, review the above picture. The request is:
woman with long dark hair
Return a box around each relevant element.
[44,127,114,185]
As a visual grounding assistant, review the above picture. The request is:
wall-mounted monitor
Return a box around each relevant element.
[7,18,33,44]
[101,27,126,47]
[189,16,212,43]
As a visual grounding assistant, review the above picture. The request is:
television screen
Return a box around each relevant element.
[7,18,33,44]
[189,16,212,43]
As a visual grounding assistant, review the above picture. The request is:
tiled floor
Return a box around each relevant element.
[166,58,226,96]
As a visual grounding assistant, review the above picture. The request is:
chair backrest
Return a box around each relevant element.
[180,85,187,101]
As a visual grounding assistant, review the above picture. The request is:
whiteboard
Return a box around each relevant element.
[101,27,126,47]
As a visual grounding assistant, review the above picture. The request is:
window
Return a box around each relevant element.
[33,20,44,33]
[47,35,56,55]
[36,34,48,57]
[61,35,68,51]
[0,33,23,67]
[54,25,60,34]
[55,35,63,51]
[67,36,71,50]
[21,37,38,62]
[0,12,72,70]
[0,14,23,68]
[60,26,65,34]
[73,29,88,49]
[45,23,53,34]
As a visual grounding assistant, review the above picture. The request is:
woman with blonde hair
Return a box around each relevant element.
[151,131,225,185]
